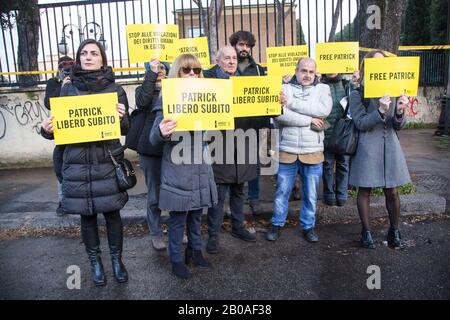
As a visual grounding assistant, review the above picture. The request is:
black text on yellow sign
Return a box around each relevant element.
[232,76,282,117]
[50,93,120,145]
[162,78,234,131]
[315,42,359,74]
[364,56,420,98]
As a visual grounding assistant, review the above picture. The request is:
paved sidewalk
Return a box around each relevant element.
[0,129,449,229]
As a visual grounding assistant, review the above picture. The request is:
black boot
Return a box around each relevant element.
[360,230,375,249]
[172,262,192,279]
[185,247,211,269]
[387,228,406,250]
[106,214,128,283]
[81,217,106,287]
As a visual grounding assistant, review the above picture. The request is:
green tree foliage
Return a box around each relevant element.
[296,19,306,44]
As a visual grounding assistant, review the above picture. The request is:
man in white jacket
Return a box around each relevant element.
[266,58,332,243]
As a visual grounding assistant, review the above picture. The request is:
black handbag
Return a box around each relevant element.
[125,108,146,151]
[328,104,359,156]
[108,147,137,191]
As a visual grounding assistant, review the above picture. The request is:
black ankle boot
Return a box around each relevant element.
[172,262,192,279]
[387,228,406,250]
[185,247,211,269]
[106,220,128,283]
[88,253,107,287]
[360,230,375,249]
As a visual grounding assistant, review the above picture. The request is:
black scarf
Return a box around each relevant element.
[71,66,115,93]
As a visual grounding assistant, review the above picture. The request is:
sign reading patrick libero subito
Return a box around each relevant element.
[176,37,210,68]
[161,78,234,131]
[232,76,282,117]
[364,56,420,98]
[50,92,120,145]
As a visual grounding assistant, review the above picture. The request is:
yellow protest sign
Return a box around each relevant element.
[126,24,179,63]
[161,78,234,131]
[364,56,420,98]
[232,76,281,117]
[176,37,210,67]
[266,45,309,77]
[50,93,120,145]
[316,42,359,74]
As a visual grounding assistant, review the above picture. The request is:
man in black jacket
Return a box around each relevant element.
[229,30,270,216]
[204,45,267,254]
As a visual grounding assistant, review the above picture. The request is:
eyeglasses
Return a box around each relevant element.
[181,67,202,75]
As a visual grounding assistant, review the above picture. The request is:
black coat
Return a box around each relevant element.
[59,67,130,215]
[203,65,270,184]
[126,70,163,157]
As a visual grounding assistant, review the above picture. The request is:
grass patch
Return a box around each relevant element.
[348,182,416,197]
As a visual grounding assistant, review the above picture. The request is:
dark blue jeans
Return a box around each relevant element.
[140,155,162,239]
[168,209,203,263]
[207,183,245,238]
[322,148,350,202]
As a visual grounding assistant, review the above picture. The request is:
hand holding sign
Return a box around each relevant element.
[378,95,391,114]
[279,90,287,106]
[159,118,177,138]
[117,103,126,118]
[396,95,408,115]
[42,116,54,134]
[149,58,161,73]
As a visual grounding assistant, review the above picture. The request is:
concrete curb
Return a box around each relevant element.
[0,193,446,230]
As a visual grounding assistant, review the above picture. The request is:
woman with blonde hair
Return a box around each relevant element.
[349,50,411,250]
[150,54,217,279]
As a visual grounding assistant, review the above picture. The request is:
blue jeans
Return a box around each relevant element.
[168,209,203,263]
[140,155,162,239]
[272,160,322,230]
[247,163,260,201]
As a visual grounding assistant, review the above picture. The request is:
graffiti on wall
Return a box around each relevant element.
[0,95,50,140]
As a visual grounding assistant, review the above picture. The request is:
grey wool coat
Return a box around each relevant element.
[348,87,411,188]
[149,99,218,212]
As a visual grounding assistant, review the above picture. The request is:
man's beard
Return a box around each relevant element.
[238,50,250,61]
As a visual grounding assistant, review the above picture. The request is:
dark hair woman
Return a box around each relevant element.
[348,50,411,250]
[41,39,130,286]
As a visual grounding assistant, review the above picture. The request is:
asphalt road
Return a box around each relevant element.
[1,217,449,300]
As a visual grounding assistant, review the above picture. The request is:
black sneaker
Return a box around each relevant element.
[266,225,281,241]
[56,203,65,216]
[206,237,219,254]
[324,199,336,206]
[303,228,319,243]
[231,228,256,242]
[171,262,192,279]
[336,199,347,207]
[387,228,406,250]
[360,230,375,249]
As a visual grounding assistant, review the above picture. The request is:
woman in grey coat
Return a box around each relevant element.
[349,51,411,250]
[150,54,218,279]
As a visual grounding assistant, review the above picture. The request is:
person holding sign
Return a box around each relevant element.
[150,54,217,279]
[41,39,130,287]
[320,74,355,207]
[230,30,270,216]
[127,59,171,252]
[204,46,266,254]
[266,58,332,243]
[349,51,411,250]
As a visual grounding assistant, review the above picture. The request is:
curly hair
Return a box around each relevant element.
[229,30,256,47]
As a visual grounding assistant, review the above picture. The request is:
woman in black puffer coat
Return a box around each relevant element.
[41,39,130,287]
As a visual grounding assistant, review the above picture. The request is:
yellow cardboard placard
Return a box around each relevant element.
[266,45,309,77]
[232,76,282,117]
[161,78,234,131]
[126,24,179,63]
[364,56,420,98]
[176,37,210,67]
[50,93,120,145]
[316,42,359,74]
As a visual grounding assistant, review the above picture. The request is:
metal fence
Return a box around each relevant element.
[0,0,447,88]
